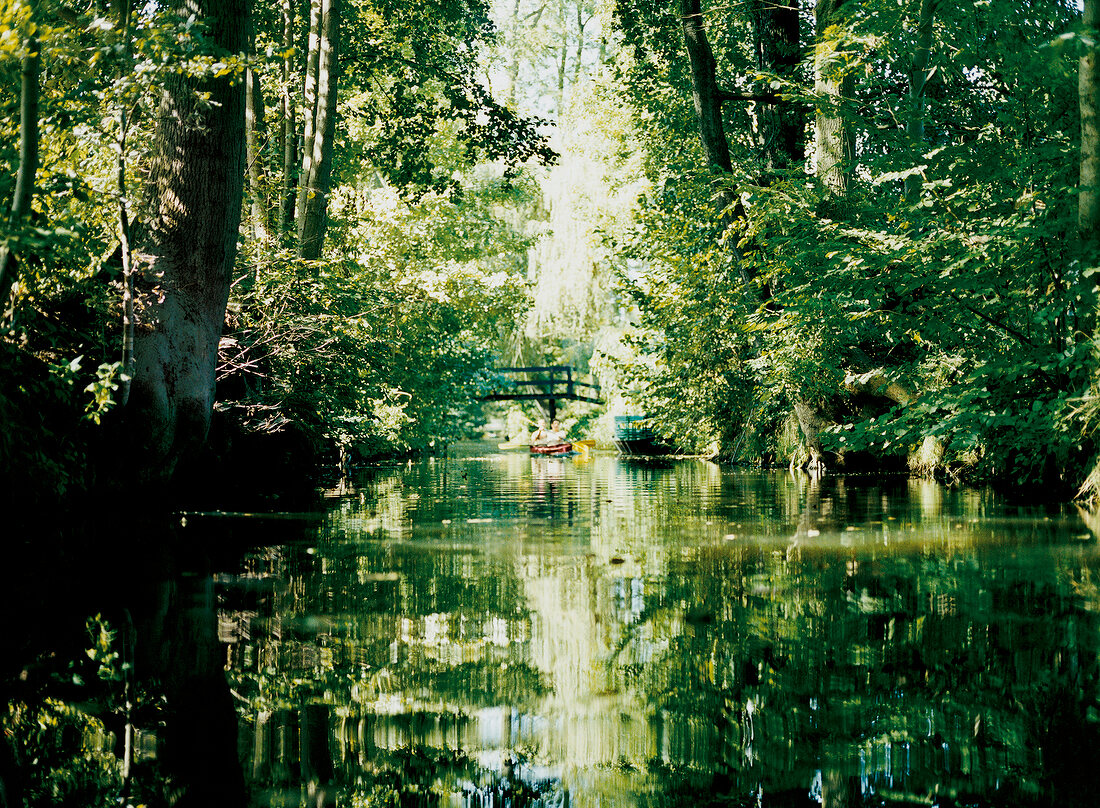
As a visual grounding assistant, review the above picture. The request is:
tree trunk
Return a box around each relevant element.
[278,0,298,234]
[1082,0,1100,242]
[246,67,272,244]
[790,0,856,471]
[904,0,935,205]
[0,14,41,310]
[503,0,522,108]
[1080,0,1100,338]
[557,0,568,108]
[751,0,803,177]
[297,0,322,219]
[117,0,136,406]
[679,0,755,287]
[574,4,586,86]
[814,0,853,195]
[680,0,733,174]
[296,0,339,261]
[122,0,248,486]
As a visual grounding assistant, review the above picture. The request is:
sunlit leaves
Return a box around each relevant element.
[598,0,1093,483]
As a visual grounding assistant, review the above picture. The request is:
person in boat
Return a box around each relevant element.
[531,418,568,446]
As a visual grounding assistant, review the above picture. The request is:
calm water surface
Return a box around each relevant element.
[219,446,1100,807]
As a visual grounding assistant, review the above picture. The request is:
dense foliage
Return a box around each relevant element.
[595,0,1098,491]
[0,0,553,506]
[4,0,1100,510]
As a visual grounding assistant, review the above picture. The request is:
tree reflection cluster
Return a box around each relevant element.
[215,459,1100,807]
[6,458,1100,807]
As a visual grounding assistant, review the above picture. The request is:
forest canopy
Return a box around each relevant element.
[2,0,1100,506]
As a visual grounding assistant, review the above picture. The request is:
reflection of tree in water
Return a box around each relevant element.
[2,519,255,808]
[613,478,1100,807]
[211,461,1100,807]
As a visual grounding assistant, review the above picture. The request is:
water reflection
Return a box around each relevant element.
[7,456,1090,806]
[207,452,1100,804]
[220,451,1100,807]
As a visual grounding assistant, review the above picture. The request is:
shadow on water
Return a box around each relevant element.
[6,451,1100,807]
[0,514,321,808]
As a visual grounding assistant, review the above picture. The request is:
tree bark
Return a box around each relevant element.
[0,13,40,310]
[117,0,136,406]
[557,0,568,107]
[297,0,322,218]
[278,0,298,234]
[296,0,339,261]
[904,0,935,205]
[503,0,522,108]
[751,0,803,177]
[814,0,853,195]
[1080,0,1100,333]
[680,0,733,174]
[123,0,248,486]
[246,66,272,244]
[679,0,756,288]
[574,3,587,86]
[790,0,857,471]
[1082,1,1100,243]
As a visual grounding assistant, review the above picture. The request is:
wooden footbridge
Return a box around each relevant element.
[483,365,602,420]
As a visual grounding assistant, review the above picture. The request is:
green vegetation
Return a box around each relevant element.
[1,0,552,507]
[4,0,1100,510]
[596,0,1100,491]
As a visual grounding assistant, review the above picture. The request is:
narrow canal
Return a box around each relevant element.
[7,445,1100,807]
[219,445,1100,807]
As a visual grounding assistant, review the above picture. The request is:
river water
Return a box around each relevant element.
[211,445,1100,807]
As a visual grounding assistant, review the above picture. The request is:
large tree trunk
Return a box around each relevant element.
[904,0,935,205]
[502,0,522,108]
[1082,0,1100,244]
[123,0,248,486]
[680,0,754,286]
[814,0,853,195]
[278,0,298,234]
[296,0,339,261]
[0,13,41,310]
[791,0,857,472]
[751,0,802,176]
[680,0,733,174]
[117,0,136,405]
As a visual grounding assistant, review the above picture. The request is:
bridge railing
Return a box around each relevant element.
[485,365,602,405]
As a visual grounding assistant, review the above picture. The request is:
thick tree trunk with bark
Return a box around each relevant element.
[1080,0,1100,345]
[1079,0,1100,341]
[679,0,755,287]
[122,0,247,486]
[814,0,853,195]
[297,0,339,261]
[278,0,298,234]
[680,0,733,175]
[1082,0,1100,244]
[789,0,857,472]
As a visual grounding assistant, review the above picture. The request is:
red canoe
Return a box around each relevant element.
[530,443,573,456]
